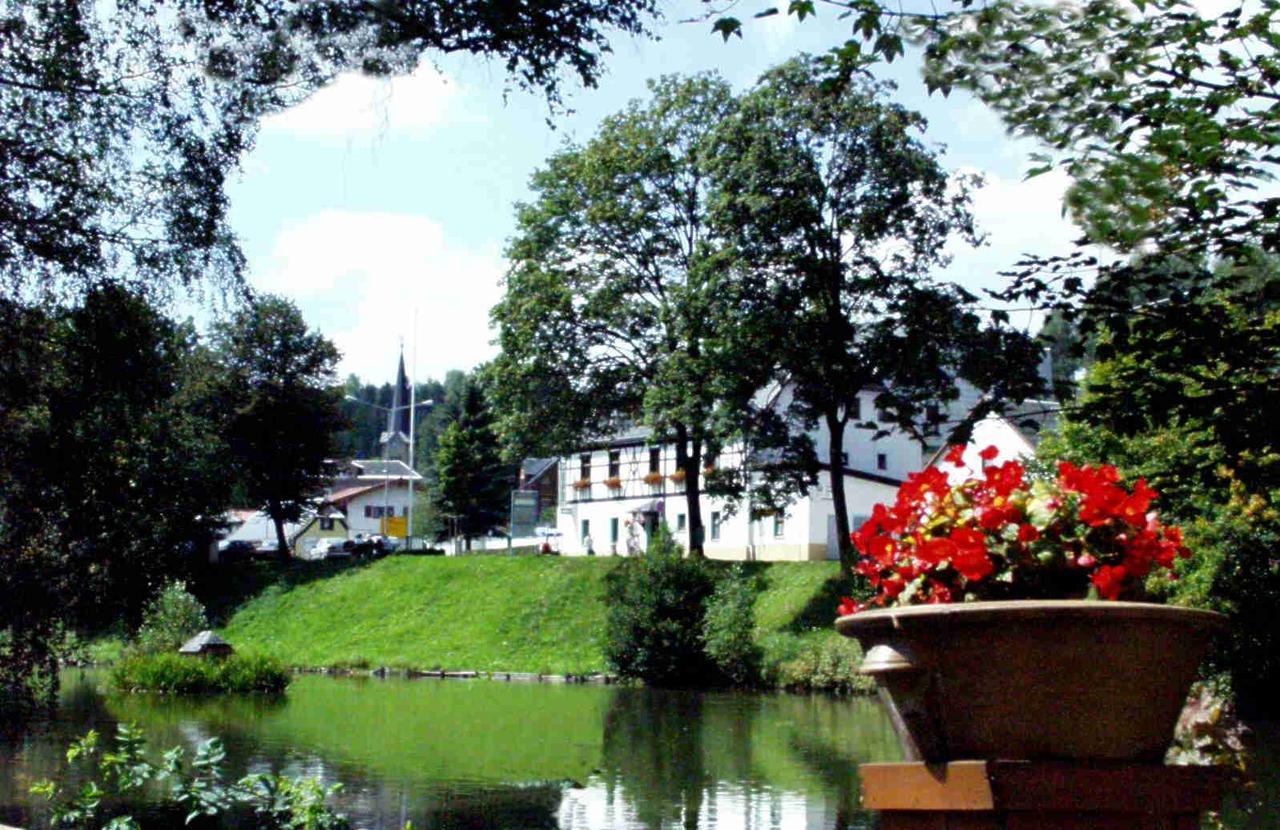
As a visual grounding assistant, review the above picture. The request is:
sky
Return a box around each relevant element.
[224,2,1084,385]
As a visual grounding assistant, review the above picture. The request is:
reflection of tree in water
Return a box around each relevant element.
[601,687,710,830]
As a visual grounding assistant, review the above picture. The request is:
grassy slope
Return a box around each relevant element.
[209,556,858,679]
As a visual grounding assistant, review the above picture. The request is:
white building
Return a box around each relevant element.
[554,386,1054,561]
[324,458,423,539]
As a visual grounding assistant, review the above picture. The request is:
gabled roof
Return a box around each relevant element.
[346,458,423,480]
[325,483,384,506]
[521,457,558,484]
[179,631,231,654]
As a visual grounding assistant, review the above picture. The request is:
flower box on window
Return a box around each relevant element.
[668,469,686,484]
[642,471,664,486]
[571,479,591,491]
[604,476,623,490]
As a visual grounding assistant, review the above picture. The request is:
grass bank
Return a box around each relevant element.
[199,556,868,690]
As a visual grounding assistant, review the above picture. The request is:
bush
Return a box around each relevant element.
[134,582,208,655]
[769,634,875,694]
[111,652,290,694]
[703,565,762,686]
[32,724,349,829]
[603,523,720,686]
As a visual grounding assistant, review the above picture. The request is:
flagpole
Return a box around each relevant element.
[407,310,417,550]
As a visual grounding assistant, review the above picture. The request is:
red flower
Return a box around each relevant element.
[1017,524,1040,543]
[949,528,994,582]
[837,596,863,616]
[978,445,999,462]
[944,445,967,467]
[983,460,1025,498]
[918,536,956,566]
[1091,564,1128,600]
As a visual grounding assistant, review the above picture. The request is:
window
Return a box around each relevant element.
[320,518,334,531]
[579,454,591,481]
[677,513,687,532]
[704,449,717,469]
[877,453,888,471]
[608,449,621,478]
[773,515,785,538]
[610,517,620,543]
[581,519,590,541]
[364,506,374,518]
[710,511,722,541]
[649,447,661,473]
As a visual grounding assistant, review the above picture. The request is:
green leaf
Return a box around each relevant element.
[788,0,817,20]
[712,17,743,41]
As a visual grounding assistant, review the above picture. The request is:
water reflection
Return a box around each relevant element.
[1,672,901,830]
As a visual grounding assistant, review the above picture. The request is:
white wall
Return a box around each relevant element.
[345,483,414,537]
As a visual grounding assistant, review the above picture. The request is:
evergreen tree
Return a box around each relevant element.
[433,380,512,550]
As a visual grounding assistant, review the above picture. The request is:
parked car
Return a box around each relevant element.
[311,538,346,559]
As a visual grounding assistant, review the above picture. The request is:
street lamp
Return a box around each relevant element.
[343,395,434,549]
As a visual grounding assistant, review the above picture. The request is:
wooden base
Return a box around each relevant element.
[861,761,1227,830]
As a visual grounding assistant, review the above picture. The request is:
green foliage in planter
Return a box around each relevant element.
[133,582,208,656]
[603,524,719,686]
[702,566,762,686]
[111,653,289,694]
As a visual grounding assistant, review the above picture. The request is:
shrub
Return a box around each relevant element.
[111,652,290,694]
[770,635,875,694]
[702,566,762,686]
[32,724,349,829]
[134,582,208,655]
[603,523,719,686]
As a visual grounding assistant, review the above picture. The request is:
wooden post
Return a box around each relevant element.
[860,761,1227,830]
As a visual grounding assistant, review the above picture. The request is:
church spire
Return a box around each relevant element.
[379,345,412,463]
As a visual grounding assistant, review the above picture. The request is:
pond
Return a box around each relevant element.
[0,671,904,830]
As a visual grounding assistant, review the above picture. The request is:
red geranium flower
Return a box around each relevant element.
[944,445,967,467]
[838,455,1191,614]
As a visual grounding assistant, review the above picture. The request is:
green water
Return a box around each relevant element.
[0,672,902,829]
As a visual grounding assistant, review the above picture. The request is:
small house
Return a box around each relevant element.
[179,631,234,658]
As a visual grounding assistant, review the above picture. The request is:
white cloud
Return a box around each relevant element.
[942,166,1086,330]
[262,64,461,139]
[252,210,504,382]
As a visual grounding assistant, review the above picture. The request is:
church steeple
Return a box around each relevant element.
[379,346,412,463]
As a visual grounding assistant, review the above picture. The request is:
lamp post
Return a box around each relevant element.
[343,395,434,548]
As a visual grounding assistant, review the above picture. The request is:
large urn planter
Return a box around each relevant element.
[837,600,1226,763]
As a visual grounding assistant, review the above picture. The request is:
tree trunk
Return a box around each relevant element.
[675,424,705,558]
[269,501,289,557]
[465,535,472,552]
[825,410,854,576]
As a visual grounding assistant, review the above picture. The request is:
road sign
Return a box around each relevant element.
[510,490,539,538]
[382,516,408,537]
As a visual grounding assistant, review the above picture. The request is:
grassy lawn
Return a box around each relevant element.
[197,555,865,686]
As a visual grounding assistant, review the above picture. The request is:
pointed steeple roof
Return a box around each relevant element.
[387,347,412,437]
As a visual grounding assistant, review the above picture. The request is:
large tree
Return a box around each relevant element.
[212,295,344,554]
[433,379,512,550]
[711,56,1043,572]
[490,74,796,557]
[1,0,658,300]
[0,287,228,702]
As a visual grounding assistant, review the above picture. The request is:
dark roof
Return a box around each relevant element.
[521,457,558,483]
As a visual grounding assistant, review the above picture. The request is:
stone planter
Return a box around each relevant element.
[836,600,1226,762]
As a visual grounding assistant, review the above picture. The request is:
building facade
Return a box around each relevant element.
[553,386,1051,561]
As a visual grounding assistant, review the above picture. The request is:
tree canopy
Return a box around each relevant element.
[1,0,659,300]
[211,295,345,553]
[711,56,1043,570]
[490,74,802,556]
